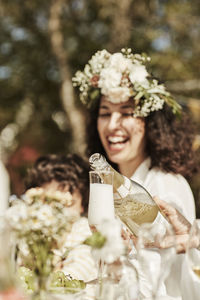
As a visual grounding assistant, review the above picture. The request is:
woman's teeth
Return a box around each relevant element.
[108,136,128,144]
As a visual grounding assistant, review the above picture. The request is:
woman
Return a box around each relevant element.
[73,48,198,298]
[73,48,198,223]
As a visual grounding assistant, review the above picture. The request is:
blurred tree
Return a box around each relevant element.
[48,0,86,154]
[0,0,199,210]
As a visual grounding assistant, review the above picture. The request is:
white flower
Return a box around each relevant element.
[25,187,44,204]
[93,219,125,264]
[45,190,73,206]
[84,64,93,78]
[109,53,132,73]
[129,63,149,83]
[98,68,121,91]
[34,204,55,227]
[106,87,131,103]
[5,202,28,230]
[72,71,87,86]
[89,49,111,74]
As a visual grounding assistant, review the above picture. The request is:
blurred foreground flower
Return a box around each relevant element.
[5,188,80,300]
[84,219,138,300]
[84,219,125,264]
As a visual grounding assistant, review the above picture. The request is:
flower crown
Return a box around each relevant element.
[72,48,181,117]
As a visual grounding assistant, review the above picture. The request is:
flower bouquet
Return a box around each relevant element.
[5,188,84,300]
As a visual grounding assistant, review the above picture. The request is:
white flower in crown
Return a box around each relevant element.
[106,87,131,103]
[109,53,132,73]
[98,68,121,91]
[129,63,149,84]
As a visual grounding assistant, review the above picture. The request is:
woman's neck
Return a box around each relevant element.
[118,155,147,178]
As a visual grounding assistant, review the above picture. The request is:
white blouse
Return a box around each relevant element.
[131,157,195,223]
[130,157,196,300]
[60,217,97,282]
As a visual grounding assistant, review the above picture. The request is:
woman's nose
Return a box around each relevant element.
[107,112,121,130]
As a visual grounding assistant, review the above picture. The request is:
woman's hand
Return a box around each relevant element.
[121,227,135,252]
[153,197,192,253]
[121,197,195,254]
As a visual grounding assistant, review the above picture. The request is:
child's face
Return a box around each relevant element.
[42,180,83,215]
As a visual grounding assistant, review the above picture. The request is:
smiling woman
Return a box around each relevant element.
[97,97,146,178]
[86,93,198,222]
[73,48,199,298]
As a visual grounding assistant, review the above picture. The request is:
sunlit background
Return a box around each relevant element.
[0,0,199,214]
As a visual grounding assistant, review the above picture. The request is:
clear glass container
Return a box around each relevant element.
[89,153,160,235]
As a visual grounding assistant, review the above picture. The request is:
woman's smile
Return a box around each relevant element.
[107,134,129,151]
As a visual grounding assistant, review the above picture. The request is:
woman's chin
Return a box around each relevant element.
[106,149,127,165]
[102,140,133,165]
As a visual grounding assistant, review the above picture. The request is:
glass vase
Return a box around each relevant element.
[95,255,139,300]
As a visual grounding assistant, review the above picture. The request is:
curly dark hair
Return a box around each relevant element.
[25,154,90,212]
[86,100,199,180]
[145,105,199,179]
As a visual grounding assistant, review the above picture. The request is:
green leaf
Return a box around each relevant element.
[50,271,85,294]
[17,266,36,292]
[83,231,106,248]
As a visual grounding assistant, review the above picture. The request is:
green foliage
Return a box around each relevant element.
[17,268,86,295]
[18,267,36,294]
[50,271,86,293]
[84,231,106,248]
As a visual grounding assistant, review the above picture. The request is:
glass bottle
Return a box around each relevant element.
[89,153,160,235]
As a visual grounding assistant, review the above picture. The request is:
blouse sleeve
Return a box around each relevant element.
[144,169,196,223]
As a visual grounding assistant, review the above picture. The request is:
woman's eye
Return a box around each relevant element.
[98,113,111,117]
[98,112,133,118]
[122,113,133,117]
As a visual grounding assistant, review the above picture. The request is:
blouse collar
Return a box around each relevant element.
[130,157,151,185]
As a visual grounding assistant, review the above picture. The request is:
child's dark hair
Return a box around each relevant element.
[25,153,89,212]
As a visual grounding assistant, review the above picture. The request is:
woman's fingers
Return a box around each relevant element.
[153,196,191,235]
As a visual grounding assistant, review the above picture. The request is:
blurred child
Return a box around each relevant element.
[25,153,89,215]
[24,153,97,282]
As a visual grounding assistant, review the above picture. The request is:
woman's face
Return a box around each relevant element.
[97,97,146,167]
